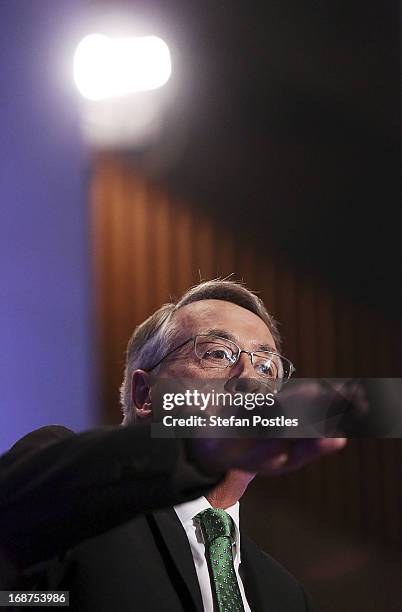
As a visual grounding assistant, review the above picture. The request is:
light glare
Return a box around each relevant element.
[74,33,172,100]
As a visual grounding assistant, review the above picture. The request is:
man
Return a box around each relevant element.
[0,279,345,610]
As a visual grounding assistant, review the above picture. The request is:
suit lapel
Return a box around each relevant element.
[148,508,204,612]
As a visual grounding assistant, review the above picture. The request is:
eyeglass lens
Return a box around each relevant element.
[194,335,292,380]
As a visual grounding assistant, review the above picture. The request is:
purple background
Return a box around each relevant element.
[0,1,96,452]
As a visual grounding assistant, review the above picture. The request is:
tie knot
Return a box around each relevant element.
[196,508,234,545]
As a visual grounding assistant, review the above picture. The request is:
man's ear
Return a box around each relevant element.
[131,370,152,420]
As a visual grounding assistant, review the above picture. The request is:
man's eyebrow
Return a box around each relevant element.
[201,329,237,343]
[257,342,277,353]
[201,329,277,352]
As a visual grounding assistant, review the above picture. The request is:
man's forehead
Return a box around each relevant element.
[173,299,276,349]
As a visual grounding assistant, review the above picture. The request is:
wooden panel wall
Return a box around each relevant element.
[90,155,401,552]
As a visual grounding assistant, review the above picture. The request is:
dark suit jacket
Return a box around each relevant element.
[0,426,316,611]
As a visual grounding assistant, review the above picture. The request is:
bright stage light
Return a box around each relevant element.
[74,33,172,100]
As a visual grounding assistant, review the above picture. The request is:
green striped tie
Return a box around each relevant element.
[197,508,245,612]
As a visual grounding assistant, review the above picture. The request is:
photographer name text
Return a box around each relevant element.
[162,415,299,427]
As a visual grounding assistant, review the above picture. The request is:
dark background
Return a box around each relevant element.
[95,0,400,316]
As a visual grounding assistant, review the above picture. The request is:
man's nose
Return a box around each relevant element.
[225,352,262,393]
[234,351,255,375]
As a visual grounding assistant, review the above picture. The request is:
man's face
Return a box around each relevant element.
[128,299,277,493]
[155,299,276,490]
[157,299,277,381]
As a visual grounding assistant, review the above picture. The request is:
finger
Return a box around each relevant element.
[232,438,288,471]
[262,437,347,475]
[286,437,346,470]
[260,452,289,471]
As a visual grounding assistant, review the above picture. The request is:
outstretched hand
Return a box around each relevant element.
[187,435,346,477]
[186,380,357,476]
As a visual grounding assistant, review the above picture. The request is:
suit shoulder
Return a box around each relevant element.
[243,533,299,584]
[1,426,75,466]
[259,547,299,581]
[242,534,317,610]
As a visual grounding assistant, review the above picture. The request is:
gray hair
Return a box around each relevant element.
[120,278,281,424]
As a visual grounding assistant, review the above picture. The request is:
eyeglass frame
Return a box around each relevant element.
[145,333,296,383]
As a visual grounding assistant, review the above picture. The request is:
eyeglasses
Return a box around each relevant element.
[146,334,295,389]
